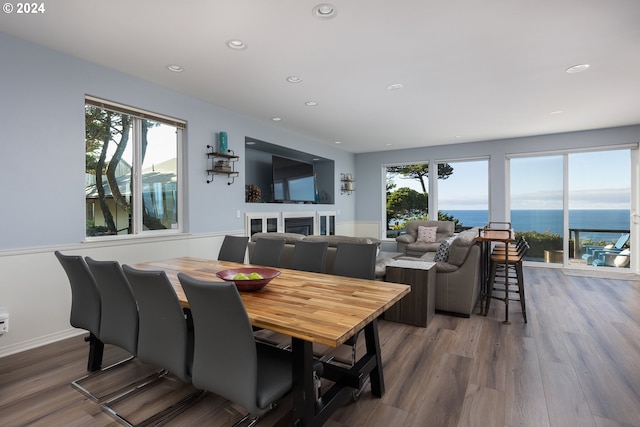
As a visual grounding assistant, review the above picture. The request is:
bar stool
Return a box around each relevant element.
[486,238,529,324]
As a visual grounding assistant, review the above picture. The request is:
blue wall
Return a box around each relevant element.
[0,32,356,251]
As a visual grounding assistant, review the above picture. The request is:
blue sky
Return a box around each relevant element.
[390,148,631,210]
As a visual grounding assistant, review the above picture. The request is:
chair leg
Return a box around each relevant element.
[516,263,527,323]
[485,262,497,316]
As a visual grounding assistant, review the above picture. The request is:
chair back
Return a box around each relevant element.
[250,238,286,267]
[332,242,377,280]
[122,265,192,382]
[54,251,101,336]
[178,273,263,414]
[615,233,630,250]
[86,258,138,356]
[218,235,249,263]
[290,240,329,273]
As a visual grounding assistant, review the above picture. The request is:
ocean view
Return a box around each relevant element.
[441,209,630,241]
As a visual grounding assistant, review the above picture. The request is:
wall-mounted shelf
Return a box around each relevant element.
[207,145,239,185]
[340,173,355,195]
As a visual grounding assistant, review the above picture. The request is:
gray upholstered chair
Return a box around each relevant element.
[84,258,162,403]
[218,235,249,263]
[113,265,205,425]
[290,240,329,273]
[250,237,286,267]
[57,252,152,403]
[328,242,378,398]
[54,251,102,372]
[178,273,292,426]
[85,258,139,358]
[332,242,377,281]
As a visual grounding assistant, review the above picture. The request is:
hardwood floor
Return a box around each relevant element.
[1,267,639,427]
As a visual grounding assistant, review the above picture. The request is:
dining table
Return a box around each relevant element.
[119,256,410,427]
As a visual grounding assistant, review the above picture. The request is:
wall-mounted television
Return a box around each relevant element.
[272,155,316,203]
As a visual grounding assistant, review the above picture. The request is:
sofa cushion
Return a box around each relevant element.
[250,232,305,245]
[447,228,479,267]
[304,234,381,248]
[433,236,456,262]
[417,226,438,243]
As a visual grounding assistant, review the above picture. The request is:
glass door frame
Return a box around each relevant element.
[507,145,638,273]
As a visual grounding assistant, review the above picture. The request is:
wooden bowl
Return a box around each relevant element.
[216,267,280,291]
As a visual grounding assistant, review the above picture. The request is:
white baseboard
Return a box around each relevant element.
[0,328,83,358]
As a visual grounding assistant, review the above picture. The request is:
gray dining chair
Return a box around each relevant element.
[332,242,377,281]
[113,265,205,426]
[249,237,286,267]
[54,251,102,371]
[328,242,378,398]
[56,252,154,403]
[178,272,292,427]
[85,258,163,402]
[290,240,329,273]
[218,235,249,263]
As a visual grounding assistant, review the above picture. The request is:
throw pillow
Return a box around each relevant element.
[417,226,438,243]
[434,236,456,262]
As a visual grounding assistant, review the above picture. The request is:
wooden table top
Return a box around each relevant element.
[132,256,410,348]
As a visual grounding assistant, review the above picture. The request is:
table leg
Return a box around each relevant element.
[291,338,315,427]
[364,318,385,397]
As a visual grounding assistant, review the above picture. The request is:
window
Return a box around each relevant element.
[385,164,430,238]
[509,149,631,267]
[437,159,489,231]
[85,97,184,238]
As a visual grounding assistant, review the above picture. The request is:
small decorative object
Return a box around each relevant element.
[216,159,231,172]
[340,173,355,194]
[216,267,281,291]
[218,131,228,153]
[245,184,262,202]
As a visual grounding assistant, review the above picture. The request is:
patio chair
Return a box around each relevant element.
[581,233,629,265]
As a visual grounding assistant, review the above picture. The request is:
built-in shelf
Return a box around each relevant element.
[340,173,355,195]
[207,145,239,185]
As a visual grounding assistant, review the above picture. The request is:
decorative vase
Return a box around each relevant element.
[219,131,228,153]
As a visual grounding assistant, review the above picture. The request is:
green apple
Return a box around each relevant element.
[233,273,248,280]
[248,272,264,280]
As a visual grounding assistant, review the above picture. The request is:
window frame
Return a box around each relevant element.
[84,96,185,241]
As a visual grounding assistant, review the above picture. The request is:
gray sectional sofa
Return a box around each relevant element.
[419,227,482,317]
[247,232,393,278]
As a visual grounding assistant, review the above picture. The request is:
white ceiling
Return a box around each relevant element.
[2,0,640,153]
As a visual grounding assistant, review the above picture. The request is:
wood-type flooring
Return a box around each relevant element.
[1,267,639,427]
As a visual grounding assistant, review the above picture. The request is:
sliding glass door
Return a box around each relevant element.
[509,148,632,270]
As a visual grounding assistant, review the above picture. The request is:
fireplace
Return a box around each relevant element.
[284,217,314,235]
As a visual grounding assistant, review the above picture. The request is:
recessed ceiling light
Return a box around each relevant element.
[313,4,337,19]
[386,143,393,146]
[271,117,282,122]
[227,40,247,50]
[566,64,590,73]
[305,101,318,106]
[286,76,302,83]
[455,135,463,139]
[167,64,184,73]
[550,110,564,115]
[387,83,403,91]
[246,141,256,145]
[334,141,342,144]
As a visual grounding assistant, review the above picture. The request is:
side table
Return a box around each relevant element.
[383,260,436,327]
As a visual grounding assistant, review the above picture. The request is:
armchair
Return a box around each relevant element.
[395,220,455,257]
